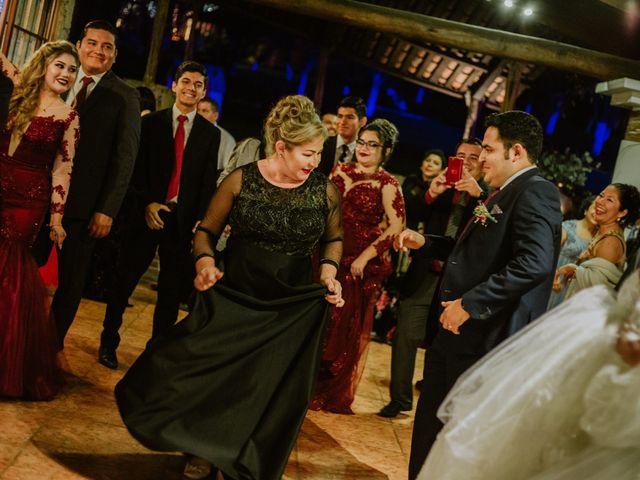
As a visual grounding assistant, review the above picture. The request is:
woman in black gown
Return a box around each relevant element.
[115,94,344,480]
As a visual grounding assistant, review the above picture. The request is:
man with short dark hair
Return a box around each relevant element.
[97,61,219,369]
[197,97,235,172]
[318,96,367,176]
[33,20,141,351]
[399,111,562,479]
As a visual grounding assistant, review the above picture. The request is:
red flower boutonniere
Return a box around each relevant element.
[472,201,498,226]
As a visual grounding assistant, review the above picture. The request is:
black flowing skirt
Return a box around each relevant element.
[115,240,328,480]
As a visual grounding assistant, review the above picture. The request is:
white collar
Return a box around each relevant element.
[77,67,107,84]
[172,104,197,123]
[336,135,356,151]
[500,165,536,190]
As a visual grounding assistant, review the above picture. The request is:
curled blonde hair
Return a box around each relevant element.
[263,95,327,157]
[8,40,79,135]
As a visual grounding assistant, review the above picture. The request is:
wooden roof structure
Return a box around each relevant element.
[232,0,640,109]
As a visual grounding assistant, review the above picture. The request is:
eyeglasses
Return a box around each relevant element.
[356,139,383,149]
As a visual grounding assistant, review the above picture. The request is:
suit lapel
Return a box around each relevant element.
[457,168,539,243]
[183,114,206,165]
[160,109,175,175]
[77,70,115,115]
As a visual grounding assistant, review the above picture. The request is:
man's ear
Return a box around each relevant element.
[359,116,368,128]
[512,143,525,162]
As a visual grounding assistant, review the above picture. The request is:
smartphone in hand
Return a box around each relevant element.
[445,156,464,186]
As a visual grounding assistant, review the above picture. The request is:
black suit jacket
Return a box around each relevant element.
[0,73,12,126]
[64,70,141,220]
[132,108,220,242]
[319,135,338,177]
[401,187,479,299]
[423,168,562,354]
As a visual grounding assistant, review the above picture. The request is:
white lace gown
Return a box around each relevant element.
[419,272,640,480]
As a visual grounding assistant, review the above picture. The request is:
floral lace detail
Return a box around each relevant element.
[228,162,331,256]
[330,163,404,260]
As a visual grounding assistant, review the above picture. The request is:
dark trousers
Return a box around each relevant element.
[389,271,438,408]
[31,219,98,350]
[100,211,192,350]
[408,337,481,479]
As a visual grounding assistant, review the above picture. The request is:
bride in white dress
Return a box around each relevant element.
[418,270,640,480]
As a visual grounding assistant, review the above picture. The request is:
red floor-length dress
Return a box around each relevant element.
[0,112,78,399]
[311,162,405,413]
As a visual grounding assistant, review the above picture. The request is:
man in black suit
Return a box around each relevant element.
[33,21,141,350]
[398,111,562,479]
[379,138,485,418]
[97,61,219,369]
[318,96,367,176]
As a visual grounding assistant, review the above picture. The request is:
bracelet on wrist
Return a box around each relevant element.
[194,252,215,264]
[320,258,339,270]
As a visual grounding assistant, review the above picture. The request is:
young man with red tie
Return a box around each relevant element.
[97,61,219,369]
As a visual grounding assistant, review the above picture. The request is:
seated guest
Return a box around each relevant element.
[556,183,640,298]
[548,197,597,309]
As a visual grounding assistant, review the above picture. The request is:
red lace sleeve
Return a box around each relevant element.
[50,110,80,215]
[372,172,406,256]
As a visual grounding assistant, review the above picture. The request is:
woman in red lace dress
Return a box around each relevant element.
[0,42,80,400]
[311,119,405,413]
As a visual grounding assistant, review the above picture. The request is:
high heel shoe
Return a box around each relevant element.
[183,456,213,479]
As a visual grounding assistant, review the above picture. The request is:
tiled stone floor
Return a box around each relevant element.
[1,282,424,479]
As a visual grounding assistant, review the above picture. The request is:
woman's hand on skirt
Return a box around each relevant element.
[194,265,224,291]
[322,276,345,308]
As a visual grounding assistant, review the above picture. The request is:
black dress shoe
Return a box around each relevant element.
[98,346,118,370]
[377,401,411,418]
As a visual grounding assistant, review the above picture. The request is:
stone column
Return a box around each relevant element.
[596,78,640,188]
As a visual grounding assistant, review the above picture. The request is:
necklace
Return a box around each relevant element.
[39,97,58,113]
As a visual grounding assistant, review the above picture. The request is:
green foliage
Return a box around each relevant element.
[537,149,596,192]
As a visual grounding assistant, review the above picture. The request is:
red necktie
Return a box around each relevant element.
[73,76,94,109]
[166,114,188,202]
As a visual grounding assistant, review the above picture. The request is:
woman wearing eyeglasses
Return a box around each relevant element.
[311,118,406,414]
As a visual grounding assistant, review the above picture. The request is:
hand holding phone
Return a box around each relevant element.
[445,156,464,186]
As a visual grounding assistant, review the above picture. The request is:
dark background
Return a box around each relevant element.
[68,0,629,199]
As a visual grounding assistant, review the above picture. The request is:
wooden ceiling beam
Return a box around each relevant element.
[243,0,640,80]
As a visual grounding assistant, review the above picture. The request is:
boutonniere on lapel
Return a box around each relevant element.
[472,201,498,226]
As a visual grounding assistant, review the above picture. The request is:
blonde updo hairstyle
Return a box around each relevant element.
[8,40,79,136]
[263,95,327,157]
